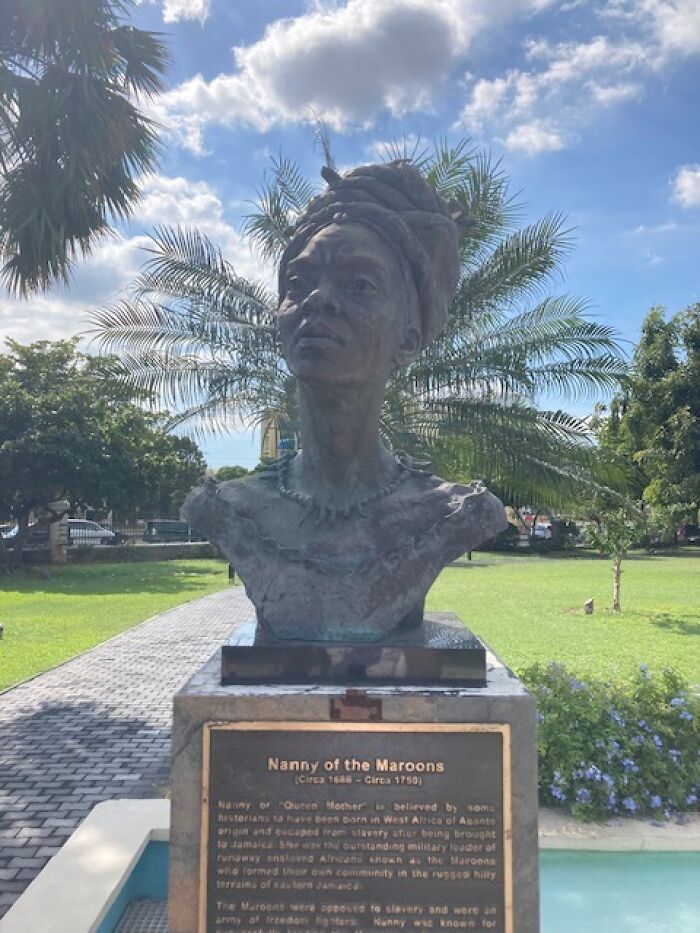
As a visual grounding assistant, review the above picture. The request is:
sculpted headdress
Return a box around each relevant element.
[278,161,464,348]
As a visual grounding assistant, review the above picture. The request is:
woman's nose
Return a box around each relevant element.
[302,286,339,317]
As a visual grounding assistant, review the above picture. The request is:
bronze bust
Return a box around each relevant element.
[183,162,507,642]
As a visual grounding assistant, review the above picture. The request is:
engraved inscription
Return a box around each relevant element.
[201,724,511,933]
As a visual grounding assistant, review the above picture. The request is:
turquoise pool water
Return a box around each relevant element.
[108,844,700,932]
[541,850,700,933]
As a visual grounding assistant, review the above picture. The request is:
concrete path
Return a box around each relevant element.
[0,586,252,918]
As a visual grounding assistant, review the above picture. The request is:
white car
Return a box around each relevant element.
[68,519,116,545]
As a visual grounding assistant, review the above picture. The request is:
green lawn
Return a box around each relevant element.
[0,559,230,691]
[427,549,700,681]
[1,551,698,692]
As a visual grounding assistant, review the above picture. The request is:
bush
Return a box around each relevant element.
[522,662,700,821]
[489,523,520,551]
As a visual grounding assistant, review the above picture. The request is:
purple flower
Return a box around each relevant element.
[610,740,621,752]
[653,734,663,750]
[550,784,566,803]
[669,748,681,764]
[633,734,645,745]
[602,773,615,789]
[595,739,606,750]
[622,797,638,813]
[576,788,591,804]
[680,710,694,722]
[607,792,617,808]
[650,794,662,808]
[638,720,648,730]
[670,697,686,708]
[622,758,639,774]
[686,794,698,806]
[610,710,625,726]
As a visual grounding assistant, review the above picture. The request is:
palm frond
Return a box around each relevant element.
[455,214,573,322]
[313,117,337,171]
[88,136,626,509]
[241,182,293,265]
[269,153,318,216]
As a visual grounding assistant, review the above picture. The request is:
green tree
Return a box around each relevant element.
[215,465,249,481]
[598,305,700,523]
[584,497,645,612]
[0,0,168,294]
[0,340,205,565]
[91,140,625,508]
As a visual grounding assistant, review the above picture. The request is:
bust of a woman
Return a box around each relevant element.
[183,161,506,642]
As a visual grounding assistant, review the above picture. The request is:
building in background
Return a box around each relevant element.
[260,411,299,461]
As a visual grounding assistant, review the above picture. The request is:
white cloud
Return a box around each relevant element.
[162,0,209,23]
[602,0,700,56]
[504,121,565,154]
[635,0,700,56]
[672,164,700,207]
[457,34,651,152]
[586,81,641,105]
[154,0,553,152]
[136,0,210,23]
[461,76,510,131]
[627,221,679,235]
[0,175,270,346]
[0,235,148,345]
[134,174,272,286]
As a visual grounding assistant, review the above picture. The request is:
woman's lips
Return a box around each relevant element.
[293,323,345,345]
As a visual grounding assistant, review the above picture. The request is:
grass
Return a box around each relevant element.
[427,549,700,682]
[1,550,697,692]
[0,559,230,691]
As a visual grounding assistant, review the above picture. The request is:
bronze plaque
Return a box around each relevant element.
[200,723,512,933]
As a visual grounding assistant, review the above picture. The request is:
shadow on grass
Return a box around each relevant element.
[0,560,229,597]
[650,613,700,637]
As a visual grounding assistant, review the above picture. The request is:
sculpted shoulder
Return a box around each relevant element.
[181,470,276,535]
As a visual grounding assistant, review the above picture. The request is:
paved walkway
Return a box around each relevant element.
[0,586,252,918]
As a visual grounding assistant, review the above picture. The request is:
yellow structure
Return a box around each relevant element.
[260,411,297,461]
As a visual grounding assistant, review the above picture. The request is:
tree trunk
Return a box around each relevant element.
[612,554,622,612]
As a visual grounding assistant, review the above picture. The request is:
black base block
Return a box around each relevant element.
[220,612,486,687]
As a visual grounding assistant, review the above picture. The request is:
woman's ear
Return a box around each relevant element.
[393,325,421,367]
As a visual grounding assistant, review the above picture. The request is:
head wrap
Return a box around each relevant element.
[278,161,464,348]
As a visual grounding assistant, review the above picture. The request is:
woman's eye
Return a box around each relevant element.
[346,277,376,295]
[286,276,309,298]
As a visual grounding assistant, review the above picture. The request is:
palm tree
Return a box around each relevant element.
[91,138,626,509]
[0,0,168,294]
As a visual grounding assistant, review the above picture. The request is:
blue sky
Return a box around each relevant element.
[2,0,699,468]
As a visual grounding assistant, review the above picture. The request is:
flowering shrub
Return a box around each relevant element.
[521,662,700,821]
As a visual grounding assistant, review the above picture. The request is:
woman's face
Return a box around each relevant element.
[277,222,420,386]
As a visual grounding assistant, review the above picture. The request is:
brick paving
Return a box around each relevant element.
[0,586,252,918]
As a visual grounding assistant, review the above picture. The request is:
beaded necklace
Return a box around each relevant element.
[275,451,411,522]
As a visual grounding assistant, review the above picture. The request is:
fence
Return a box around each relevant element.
[2,518,206,550]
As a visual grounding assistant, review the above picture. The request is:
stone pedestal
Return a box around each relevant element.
[168,639,539,933]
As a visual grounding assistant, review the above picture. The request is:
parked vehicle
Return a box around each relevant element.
[679,523,700,545]
[68,519,116,545]
[143,519,203,543]
[0,524,48,547]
